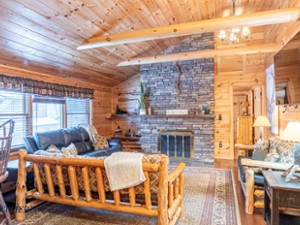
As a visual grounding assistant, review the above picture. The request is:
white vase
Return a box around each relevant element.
[140,108,146,115]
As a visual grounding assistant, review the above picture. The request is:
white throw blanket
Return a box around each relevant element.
[104,152,145,191]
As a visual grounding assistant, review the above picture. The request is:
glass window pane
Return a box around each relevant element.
[32,102,63,133]
[66,98,90,127]
[0,90,29,147]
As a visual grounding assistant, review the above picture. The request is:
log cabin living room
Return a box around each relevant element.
[0,0,300,225]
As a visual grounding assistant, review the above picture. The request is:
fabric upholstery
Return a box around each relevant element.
[61,143,78,155]
[93,134,109,149]
[294,144,300,165]
[267,137,296,163]
[47,144,61,153]
[252,139,269,161]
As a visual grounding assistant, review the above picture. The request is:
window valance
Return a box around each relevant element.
[0,74,94,99]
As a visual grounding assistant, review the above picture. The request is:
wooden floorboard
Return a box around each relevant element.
[214,159,267,225]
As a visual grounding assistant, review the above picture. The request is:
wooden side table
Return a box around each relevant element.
[263,170,300,225]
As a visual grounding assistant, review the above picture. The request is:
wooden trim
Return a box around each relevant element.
[78,8,300,49]
[24,155,159,172]
[118,43,279,66]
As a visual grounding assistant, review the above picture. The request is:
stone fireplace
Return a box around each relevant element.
[158,130,194,158]
[139,33,215,163]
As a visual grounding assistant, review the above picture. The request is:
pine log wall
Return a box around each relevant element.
[265,0,300,133]
[112,75,142,136]
[0,65,112,138]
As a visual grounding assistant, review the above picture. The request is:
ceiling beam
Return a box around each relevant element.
[77,8,300,50]
[118,44,279,66]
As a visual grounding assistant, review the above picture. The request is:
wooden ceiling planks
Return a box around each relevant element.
[0,0,287,86]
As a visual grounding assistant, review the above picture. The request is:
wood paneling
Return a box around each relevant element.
[112,76,142,137]
[0,0,276,86]
[214,27,266,159]
[0,65,112,138]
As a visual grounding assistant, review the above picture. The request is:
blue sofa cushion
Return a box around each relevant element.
[35,130,65,150]
[62,127,88,154]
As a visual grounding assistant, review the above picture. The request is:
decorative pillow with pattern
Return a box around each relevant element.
[93,134,109,149]
[61,143,78,155]
[46,144,61,153]
[264,152,280,162]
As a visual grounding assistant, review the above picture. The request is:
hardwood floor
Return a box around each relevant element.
[215,159,267,225]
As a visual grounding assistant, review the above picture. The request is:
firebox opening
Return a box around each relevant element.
[158,130,194,158]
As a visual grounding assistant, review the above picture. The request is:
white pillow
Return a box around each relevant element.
[47,144,61,153]
[61,143,78,155]
[93,134,109,149]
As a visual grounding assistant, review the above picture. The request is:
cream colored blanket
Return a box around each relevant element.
[104,152,145,191]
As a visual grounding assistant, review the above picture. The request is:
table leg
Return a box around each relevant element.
[264,180,270,221]
[271,189,279,225]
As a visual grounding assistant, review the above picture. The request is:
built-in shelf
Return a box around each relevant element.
[109,114,215,119]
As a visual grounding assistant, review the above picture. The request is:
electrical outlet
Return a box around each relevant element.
[219,141,222,148]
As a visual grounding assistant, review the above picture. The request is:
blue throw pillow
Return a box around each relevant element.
[294,144,300,165]
[252,139,269,161]
[252,147,268,161]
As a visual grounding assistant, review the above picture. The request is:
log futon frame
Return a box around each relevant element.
[15,150,185,225]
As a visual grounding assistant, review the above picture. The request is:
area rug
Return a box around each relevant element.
[13,167,241,225]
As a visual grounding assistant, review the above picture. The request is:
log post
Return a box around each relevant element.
[15,150,28,221]
[179,172,184,217]
[144,171,152,210]
[158,157,169,225]
[245,169,255,214]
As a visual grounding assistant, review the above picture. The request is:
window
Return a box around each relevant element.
[0,90,29,147]
[0,90,91,148]
[32,97,65,133]
[66,98,90,127]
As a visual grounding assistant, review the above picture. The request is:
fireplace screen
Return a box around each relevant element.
[158,130,194,158]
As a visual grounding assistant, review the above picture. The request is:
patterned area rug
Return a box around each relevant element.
[13,167,241,225]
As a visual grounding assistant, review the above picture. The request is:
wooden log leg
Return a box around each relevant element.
[15,150,28,221]
[245,169,255,215]
[179,173,184,218]
[0,189,11,225]
[158,157,169,225]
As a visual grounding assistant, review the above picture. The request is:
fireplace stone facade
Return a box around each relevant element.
[139,33,215,163]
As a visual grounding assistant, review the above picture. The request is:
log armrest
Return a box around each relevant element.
[240,158,294,171]
[167,163,185,224]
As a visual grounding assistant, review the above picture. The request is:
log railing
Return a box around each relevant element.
[15,150,185,225]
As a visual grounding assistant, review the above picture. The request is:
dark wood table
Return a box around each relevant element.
[263,170,300,225]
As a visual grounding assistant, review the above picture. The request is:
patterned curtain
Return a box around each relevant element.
[0,74,94,99]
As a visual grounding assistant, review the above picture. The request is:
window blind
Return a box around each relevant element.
[0,90,29,147]
[66,98,90,127]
